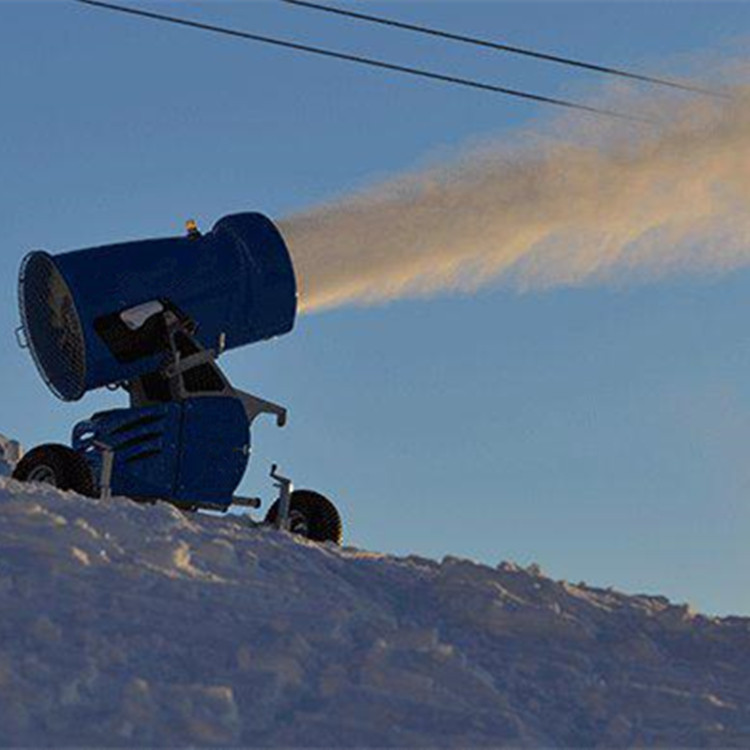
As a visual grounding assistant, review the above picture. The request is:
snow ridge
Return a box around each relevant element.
[0,478,748,747]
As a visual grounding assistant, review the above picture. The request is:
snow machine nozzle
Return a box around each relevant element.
[18,213,297,401]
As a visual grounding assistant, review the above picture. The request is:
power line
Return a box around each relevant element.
[73,0,648,123]
[282,0,727,100]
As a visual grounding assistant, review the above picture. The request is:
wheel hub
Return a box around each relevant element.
[27,464,57,486]
[288,510,309,537]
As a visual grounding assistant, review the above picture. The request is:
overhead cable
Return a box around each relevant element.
[73,0,649,123]
[282,0,728,99]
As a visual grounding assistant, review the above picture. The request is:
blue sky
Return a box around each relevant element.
[2,1,750,615]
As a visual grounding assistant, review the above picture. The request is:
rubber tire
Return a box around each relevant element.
[265,489,343,545]
[12,444,96,497]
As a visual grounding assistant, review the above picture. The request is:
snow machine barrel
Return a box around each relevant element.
[18,213,297,400]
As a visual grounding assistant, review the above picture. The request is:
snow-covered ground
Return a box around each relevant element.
[0,477,749,747]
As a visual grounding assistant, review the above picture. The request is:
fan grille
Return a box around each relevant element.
[19,252,86,401]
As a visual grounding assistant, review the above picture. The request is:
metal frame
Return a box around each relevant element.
[125,306,288,429]
[270,464,294,530]
[93,441,115,501]
[81,304,292,518]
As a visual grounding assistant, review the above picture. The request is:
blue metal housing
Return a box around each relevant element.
[19,213,296,401]
[73,403,183,500]
[73,397,251,509]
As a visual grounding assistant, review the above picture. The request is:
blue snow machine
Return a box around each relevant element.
[12,212,342,544]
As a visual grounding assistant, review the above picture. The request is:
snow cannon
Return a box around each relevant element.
[19,213,296,402]
[12,213,343,545]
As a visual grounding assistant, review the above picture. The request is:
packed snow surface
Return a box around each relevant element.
[1,478,749,747]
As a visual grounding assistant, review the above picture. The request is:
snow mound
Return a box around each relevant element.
[0,478,749,747]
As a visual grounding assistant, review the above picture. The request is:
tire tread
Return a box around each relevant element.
[265,489,343,544]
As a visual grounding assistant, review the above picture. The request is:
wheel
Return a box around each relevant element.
[265,489,343,545]
[12,444,96,497]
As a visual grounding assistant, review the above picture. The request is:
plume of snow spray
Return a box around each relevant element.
[280,85,750,313]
